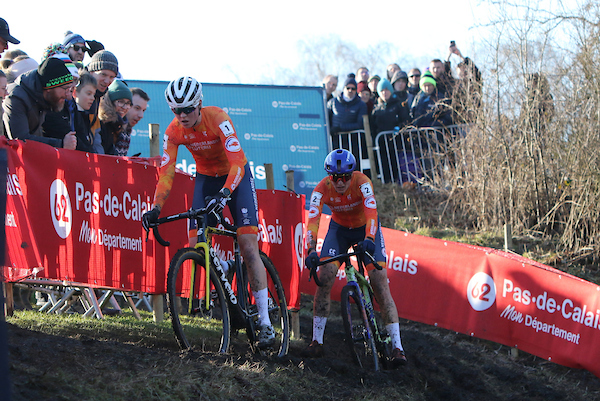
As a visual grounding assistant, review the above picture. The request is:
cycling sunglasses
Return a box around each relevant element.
[330,173,352,183]
[172,106,197,115]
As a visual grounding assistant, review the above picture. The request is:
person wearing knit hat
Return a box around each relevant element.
[357,81,374,114]
[419,71,437,94]
[97,79,132,156]
[62,31,88,62]
[373,78,410,132]
[108,79,132,104]
[376,78,394,98]
[411,70,452,128]
[3,57,77,150]
[327,73,367,135]
[87,50,119,93]
[343,73,357,90]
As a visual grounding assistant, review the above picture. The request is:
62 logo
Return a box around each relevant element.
[467,272,496,311]
[50,179,72,239]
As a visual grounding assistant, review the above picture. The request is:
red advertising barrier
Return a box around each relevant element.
[300,213,600,378]
[1,138,303,309]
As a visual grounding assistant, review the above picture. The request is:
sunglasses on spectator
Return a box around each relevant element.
[329,173,352,183]
[172,106,197,115]
[72,45,87,52]
[409,74,421,78]
[345,86,357,91]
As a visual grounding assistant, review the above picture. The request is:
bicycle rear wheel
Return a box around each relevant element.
[340,284,379,371]
[166,247,230,353]
[240,251,290,357]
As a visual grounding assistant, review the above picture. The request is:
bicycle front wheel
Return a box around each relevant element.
[166,247,230,353]
[340,284,379,371]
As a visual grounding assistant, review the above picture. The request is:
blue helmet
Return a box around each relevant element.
[324,149,356,174]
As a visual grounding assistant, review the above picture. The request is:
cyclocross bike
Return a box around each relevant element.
[309,246,393,371]
[145,205,290,357]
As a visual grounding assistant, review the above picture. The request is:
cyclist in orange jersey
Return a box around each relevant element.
[303,149,407,366]
[142,77,275,347]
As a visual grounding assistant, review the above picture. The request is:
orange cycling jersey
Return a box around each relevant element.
[306,171,378,247]
[153,106,247,209]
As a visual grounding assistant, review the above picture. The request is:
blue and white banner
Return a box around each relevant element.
[127,81,329,201]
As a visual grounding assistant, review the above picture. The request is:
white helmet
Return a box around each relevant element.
[164,76,203,108]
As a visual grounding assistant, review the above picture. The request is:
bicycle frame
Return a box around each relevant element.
[342,258,389,349]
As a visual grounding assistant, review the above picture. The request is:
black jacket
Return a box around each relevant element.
[2,70,63,147]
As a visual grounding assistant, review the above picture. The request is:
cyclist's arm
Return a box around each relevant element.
[152,131,179,211]
[306,181,327,252]
[358,176,379,241]
[216,115,247,194]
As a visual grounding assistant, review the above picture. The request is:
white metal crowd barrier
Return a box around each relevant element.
[330,125,470,186]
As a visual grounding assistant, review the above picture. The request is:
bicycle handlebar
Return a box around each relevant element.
[309,249,382,287]
[144,206,237,247]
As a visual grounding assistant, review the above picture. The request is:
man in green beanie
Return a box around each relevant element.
[3,57,77,149]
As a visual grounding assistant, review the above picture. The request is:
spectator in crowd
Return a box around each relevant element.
[0,70,7,137]
[390,70,411,127]
[368,74,380,104]
[408,68,421,105]
[87,50,118,94]
[411,71,452,128]
[4,55,38,84]
[386,63,401,80]
[62,31,89,63]
[86,50,119,138]
[327,73,367,134]
[3,57,76,149]
[71,72,98,153]
[450,46,482,124]
[125,88,150,130]
[97,79,132,156]
[42,53,81,141]
[357,80,374,114]
[356,66,369,83]
[370,78,405,135]
[429,58,455,98]
[0,18,19,55]
[323,74,338,102]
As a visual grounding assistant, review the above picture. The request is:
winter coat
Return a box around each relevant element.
[2,70,63,147]
[370,93,408,135]
[327,94,367,134]
[42,99,75,141]
[411,90,453,128]
[97,94,129,156]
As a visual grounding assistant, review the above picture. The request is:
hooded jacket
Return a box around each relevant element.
[2,70,63,147]
[97,94,129,156]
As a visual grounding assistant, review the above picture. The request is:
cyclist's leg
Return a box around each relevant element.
[230,165,274,342]
[312,221,349,342]
[365,223,405,358]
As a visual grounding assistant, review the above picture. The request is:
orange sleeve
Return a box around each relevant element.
[152,126,179,210]
[356,174,379,240]
[306,178,328,250]
[218,118,246,193]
